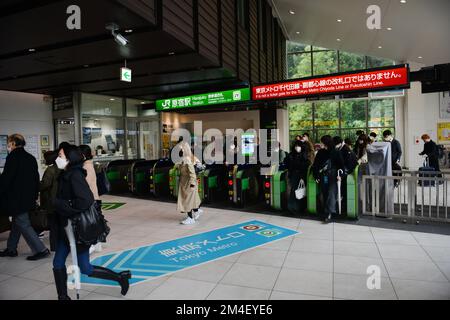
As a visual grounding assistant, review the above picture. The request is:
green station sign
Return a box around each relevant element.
[156,88,251,111]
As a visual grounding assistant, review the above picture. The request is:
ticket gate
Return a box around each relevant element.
[128,160,159,196]
[151,158,174,198]
[262,164,289,211]
[227,164,260,207]
[201,164,228,204]
[306,166,360,219]
[106,159,144,194]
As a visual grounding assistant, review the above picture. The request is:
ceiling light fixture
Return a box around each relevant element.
[378,46,383,49]
[418,56,423,59]
[289,10,295,15]
[168,52,175,56]
[28,48,36,52]
[400,0,407,3]
[296,31,300,34]
[387,27,392,31]
[337,19,342,22]
[124,29,133,33]
[337,38,341,42]
[110,98,115,101]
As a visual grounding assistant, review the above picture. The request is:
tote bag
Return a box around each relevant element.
[295,179,306,200]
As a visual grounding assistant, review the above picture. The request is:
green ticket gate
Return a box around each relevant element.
[228,164,260,207]
[306,166,359,219]
[106,159,144,194]
[128,160,158,196]
[151,158,174,198]
[202,164,228,204]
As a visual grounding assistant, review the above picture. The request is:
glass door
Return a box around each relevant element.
[138,119,160,160]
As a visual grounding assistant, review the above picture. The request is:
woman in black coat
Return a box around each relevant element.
[285,141,311,214]
[419,134,440,171]
[312,135,345,223]
[52,145,131,300]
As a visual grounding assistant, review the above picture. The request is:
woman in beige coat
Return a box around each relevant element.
[176,142,202,225]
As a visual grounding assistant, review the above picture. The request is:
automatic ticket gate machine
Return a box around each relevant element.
[306,166,360,219]
[227,164,260,207]
[201,163,229,204]
[106,159,144,194]
[128,160,159,196]
[151,158,174,198]
[169,163,211,202]
[262,163,289,211]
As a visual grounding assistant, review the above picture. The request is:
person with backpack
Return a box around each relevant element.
[419,134,440,172]
[312,136,345,223]
[52,144,131,300]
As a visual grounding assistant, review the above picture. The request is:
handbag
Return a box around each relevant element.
[29,205,50,233]
[70,203,110,246]
[295,179,306,200]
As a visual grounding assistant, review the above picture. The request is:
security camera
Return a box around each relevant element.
[114,33,129,46]
[105,23,129,47]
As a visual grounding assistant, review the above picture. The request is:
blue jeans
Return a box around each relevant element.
[7,212,46,254]
[53,240,93,276]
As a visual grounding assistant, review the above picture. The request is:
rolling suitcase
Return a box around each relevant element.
[418,158,436,187]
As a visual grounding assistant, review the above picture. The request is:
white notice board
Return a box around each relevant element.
[24,135,40,160]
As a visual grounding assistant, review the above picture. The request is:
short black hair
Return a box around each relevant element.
[65,145,85,168]
[302,133,310,138]
[356,130,364,136]
[333,136,343,145]
[320,135,335,150]
[383,130,392,137]
[44,150,58,166]
[79,145,93,160]
[369,132,377,138]
[344,138,353,146]
[58,141,71,151]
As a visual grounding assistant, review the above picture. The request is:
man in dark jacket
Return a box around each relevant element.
[0,134,50,260]
[419,134,440,171]
[383,130,402,167]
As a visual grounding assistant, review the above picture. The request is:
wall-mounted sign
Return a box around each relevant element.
[120,67,132,82]
[253,65,410,101]
[0,135,8,168]
[156,88,251,112]
[438,122,450,143]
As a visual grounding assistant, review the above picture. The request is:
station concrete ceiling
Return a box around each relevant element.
[272,0,450,66]
[0,0,234,99]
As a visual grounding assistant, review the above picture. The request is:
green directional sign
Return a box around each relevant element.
[156,88,251,111]
[120,67,132,82]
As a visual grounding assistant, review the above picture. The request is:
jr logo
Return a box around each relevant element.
[366,265,381,290]
[162,100,172,109]
[366,5,381,30]
[66,5,81,30]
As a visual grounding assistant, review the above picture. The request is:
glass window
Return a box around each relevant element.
[289,102,313,130]
[341,100,367,128]
[81,93,123,117]
[313,50,338,76]
[314,101,339,129]
[368,99,395,127]
[339,52,366,72]
[288,53,312,79]
[367,56,394,68]
[287,42,311,53]
[82,116,125,161]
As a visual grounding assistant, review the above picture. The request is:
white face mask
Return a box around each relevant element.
[56,156,69,170]
[295,146,302,153]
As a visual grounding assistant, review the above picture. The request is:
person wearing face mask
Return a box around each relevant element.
[0,134,50,260]
[312,135,345,223]
[383,130,402,169]
[302,133,316,162]
[52,145,131,300]
[355,134,369,165]
[419,134,440,172]
[39,151,62,252]
[285,141,311,214]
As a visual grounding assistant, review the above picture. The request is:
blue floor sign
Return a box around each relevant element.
[81,220,299,287]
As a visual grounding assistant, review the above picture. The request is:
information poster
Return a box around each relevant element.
[439,92,450,119]
[437,123,450,143]
[0,135,8,168]
[24,135,40,160]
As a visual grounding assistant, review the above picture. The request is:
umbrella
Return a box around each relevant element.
[337,169,344,215]
[64,220,81,300]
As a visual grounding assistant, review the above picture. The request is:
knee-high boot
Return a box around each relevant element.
[89,266,132,296]
[53,267,71,300]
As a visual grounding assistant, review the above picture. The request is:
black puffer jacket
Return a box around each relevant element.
[52,165,94,248]
[285,149,311,181]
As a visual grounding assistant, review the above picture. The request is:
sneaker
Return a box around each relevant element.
[26,249,50,261]
[0,249,18,258]
[193,209,203,220]
[180,217,196,225]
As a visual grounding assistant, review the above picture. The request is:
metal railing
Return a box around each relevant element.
[361,170,450,222]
